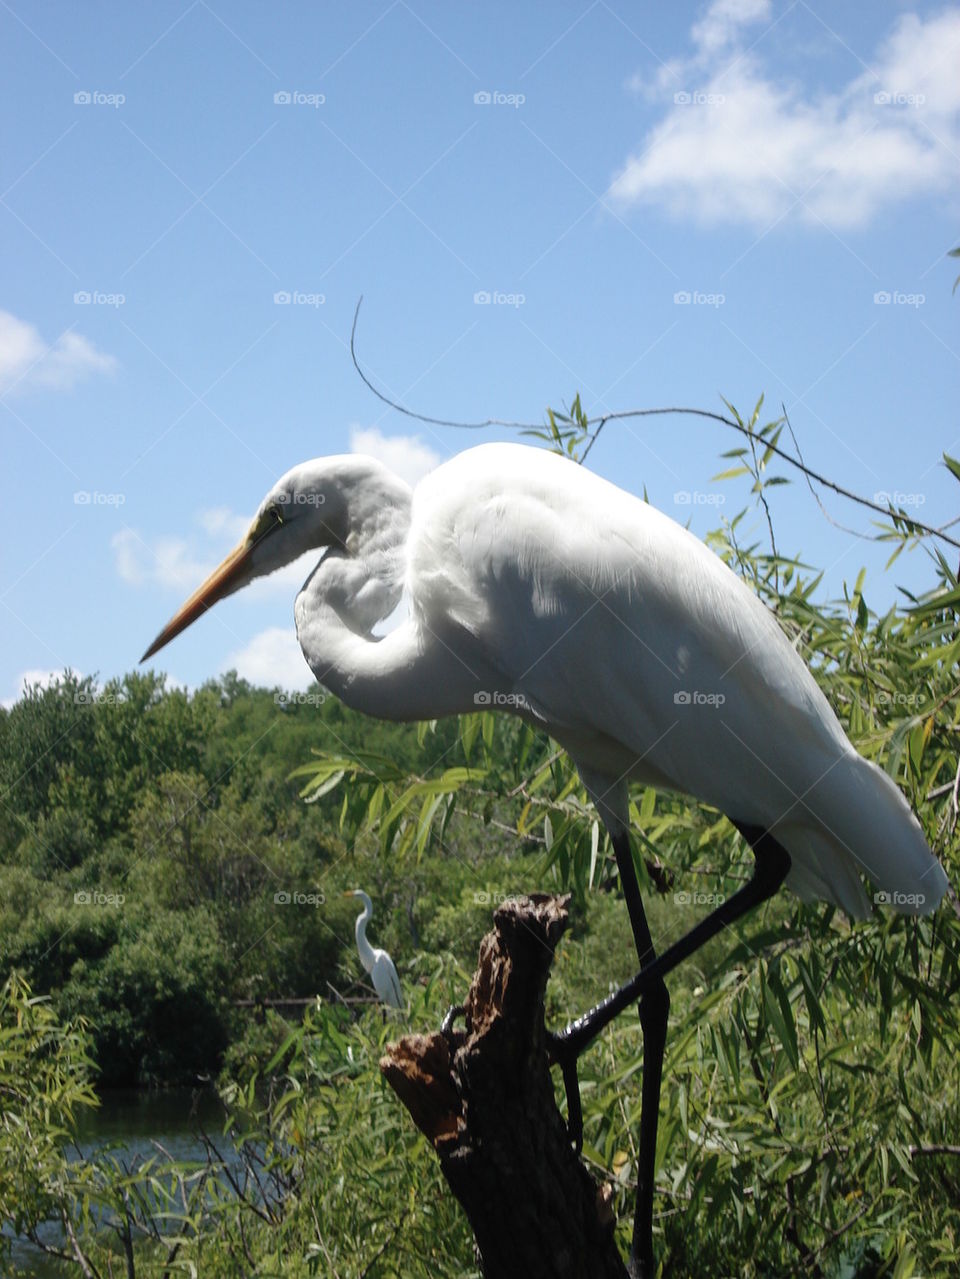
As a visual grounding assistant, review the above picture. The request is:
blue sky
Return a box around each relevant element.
[2,0,958,702]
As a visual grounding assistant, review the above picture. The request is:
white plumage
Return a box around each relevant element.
[144,441,947,920]
[344,889,403,1009]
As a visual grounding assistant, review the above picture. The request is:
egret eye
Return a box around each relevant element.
[250,503,284,543]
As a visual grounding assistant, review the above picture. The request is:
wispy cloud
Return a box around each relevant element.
[0,310,117,395]
[349,426,441,487]
[2,667,64,709]
[113,510,318,601]
[223,626,313,689]
[611,5,960,228]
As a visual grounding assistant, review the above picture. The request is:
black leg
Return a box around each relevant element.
[556,825,791,1063]
[612,832,669,1279]
[550,824,791,1278]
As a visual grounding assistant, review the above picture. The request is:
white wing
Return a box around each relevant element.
[408,444,947,918]
[371,949,404,1009]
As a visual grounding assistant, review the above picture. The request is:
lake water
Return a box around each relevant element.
[6,1087,228,1278]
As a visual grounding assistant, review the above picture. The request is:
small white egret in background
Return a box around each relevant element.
[143,441,949,1277]
[343,889,403,1009]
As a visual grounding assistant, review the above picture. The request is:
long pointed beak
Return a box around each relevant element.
[140,537,256,663]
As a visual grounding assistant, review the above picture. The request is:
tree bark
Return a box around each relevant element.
[380,893,628,1279]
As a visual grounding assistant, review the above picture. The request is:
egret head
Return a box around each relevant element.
[343,888,373,911]
[140,459,352,662]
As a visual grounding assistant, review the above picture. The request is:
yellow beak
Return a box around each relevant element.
[140,537,256,663]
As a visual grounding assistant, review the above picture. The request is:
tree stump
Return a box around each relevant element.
[380,894,628,1279]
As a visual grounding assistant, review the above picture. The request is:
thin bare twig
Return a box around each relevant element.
[349,300,960,550]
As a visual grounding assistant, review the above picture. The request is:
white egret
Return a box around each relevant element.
[142,442,948,1278]
[343,889,403,1009]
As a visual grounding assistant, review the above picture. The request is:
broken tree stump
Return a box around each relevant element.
[380,893,629,1279]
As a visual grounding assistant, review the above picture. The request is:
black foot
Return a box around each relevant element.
[626,1258,655,1279]
[546,1029,584,1152]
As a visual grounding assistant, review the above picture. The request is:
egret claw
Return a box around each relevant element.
[546,1029,584,1153]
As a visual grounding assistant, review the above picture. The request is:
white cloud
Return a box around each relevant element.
[349,426,440,487]
[112,527,212,592]
[611,8,960,228]
[113,511,319,602]
[197,506,249,541]
[2,668,64,708]
[223,626,313,690]
[0,310,117,395]
[691,0,771,55]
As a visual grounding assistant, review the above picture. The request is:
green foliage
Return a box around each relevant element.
[0,974,98,1259]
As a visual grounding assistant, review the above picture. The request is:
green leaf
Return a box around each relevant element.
[943,452,960,485]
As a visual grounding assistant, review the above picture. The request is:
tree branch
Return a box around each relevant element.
[381,893,628,1279]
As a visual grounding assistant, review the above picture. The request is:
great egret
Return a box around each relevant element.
[142,442,948,1277]
[343,888,403,1009]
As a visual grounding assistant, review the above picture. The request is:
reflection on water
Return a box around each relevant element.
[6,1088,228,1278]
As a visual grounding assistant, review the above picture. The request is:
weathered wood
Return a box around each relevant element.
[381,894,628,1279]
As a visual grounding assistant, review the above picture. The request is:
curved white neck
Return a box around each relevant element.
[353,894,376,972]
